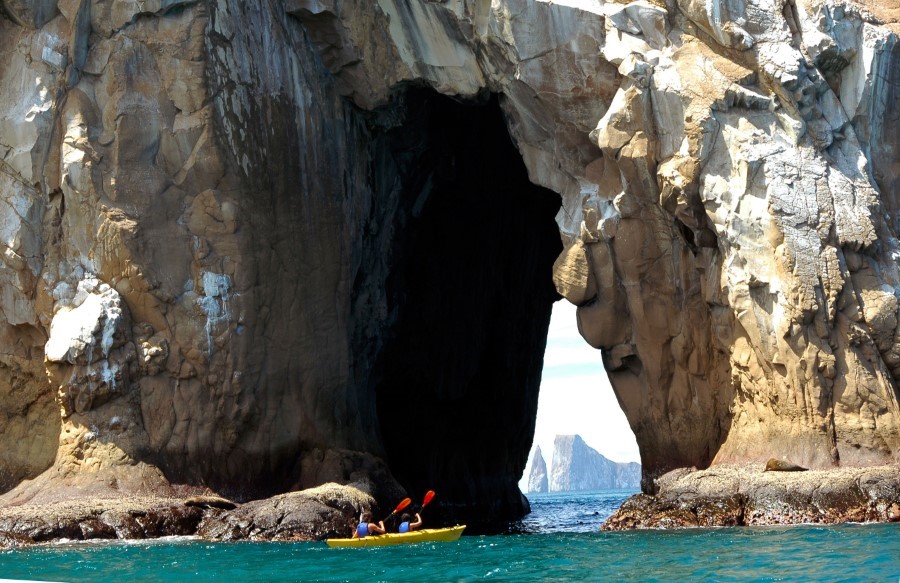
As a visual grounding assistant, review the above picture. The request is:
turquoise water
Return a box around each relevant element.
[2,491,899,582]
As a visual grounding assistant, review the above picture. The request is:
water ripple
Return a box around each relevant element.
[2,492,898,582]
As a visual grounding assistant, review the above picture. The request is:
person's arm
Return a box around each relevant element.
[370,521,386,535]
[410,513,423,530]
[351,525,359,538]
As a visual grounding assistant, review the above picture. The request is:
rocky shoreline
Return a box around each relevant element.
[603,465,900,530]
[4,466,900,548]
[0,483,374,548]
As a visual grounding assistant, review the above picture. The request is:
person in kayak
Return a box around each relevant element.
[397,512,422,533]
[352,512,385,538]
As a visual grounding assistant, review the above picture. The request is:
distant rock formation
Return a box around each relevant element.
[550,435,640,491]
[527,446,549,493]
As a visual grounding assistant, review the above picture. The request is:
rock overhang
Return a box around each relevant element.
[292,0,900,481]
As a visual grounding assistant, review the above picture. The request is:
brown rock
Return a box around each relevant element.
[604,465,900,529]
[0,497,205,544]
[888,503,900,522]
[78,519,117,540]
[198,483,374,542]
[693,495,745,527]
[0,531,34,548]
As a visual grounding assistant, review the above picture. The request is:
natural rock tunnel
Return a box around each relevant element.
[366,89,562,525]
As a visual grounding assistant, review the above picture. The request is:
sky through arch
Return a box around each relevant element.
[519,300,640,490]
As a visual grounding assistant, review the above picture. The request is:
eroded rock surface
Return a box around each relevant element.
[197,482,373,541]
[603,464,900,528]
[0,497,205,544]
[0,0,556,525]
[1,0,899,531]
[288,0,900,494]
[0,482,376,545]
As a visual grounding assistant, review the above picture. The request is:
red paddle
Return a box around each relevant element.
[382,497,411,522]
[405,491,435,531]
[421,490,435,511]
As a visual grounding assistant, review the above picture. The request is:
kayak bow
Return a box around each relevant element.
[326,525,466,548]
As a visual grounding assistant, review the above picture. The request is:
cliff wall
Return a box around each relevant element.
[0,0,559,523]
[291,0,900,483]
[1,0,898,525]
[0,0,387,502]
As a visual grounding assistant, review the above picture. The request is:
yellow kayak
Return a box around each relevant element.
[326,525,466,548]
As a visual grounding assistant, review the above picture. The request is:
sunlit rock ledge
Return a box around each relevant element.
[603,464,900,529]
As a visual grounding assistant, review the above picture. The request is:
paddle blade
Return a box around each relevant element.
[422,490,436,508]
[381,497,412,522]
[394,497,412,514]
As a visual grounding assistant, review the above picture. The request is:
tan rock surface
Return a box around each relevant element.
[288,0,900,486]
[603,464,900,528]
[1,0,397,507]
[0,0,899,531]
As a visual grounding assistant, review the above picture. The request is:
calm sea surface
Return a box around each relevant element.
[2,490,898,582]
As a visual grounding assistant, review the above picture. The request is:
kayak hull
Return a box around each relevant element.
[326,525,466,548]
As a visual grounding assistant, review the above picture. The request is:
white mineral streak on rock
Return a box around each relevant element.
[197,271,232,354]
[45,277,123,364]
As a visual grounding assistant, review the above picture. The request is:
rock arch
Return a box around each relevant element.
[0,0,898,527]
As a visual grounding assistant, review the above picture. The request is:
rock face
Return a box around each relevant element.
[0,498,205,544]
[283,0,900,488]
[0,0,558,525]
[196,483,373,541]
[603,465,900,529]
[549,435,640,491]
[1,0,899,530]
[527,446,549,493]
[0,482,376,543]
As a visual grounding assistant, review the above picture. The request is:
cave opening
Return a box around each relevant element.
[366,87,562,529]
[519,300,641,499]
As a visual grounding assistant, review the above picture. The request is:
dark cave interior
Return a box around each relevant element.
[367,88,563,528]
